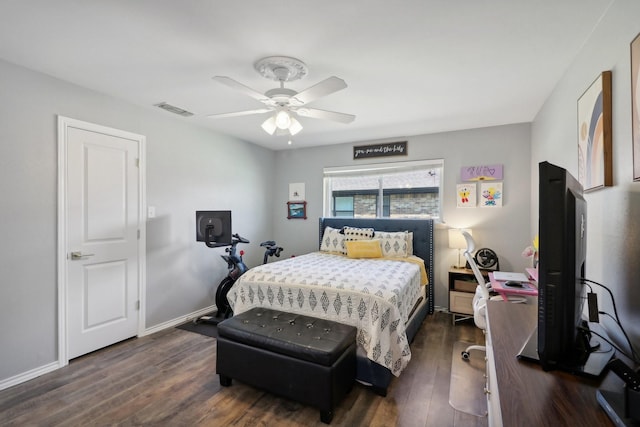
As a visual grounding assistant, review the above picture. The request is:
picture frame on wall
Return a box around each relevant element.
[577,70,613,191]
[287,201,307,219]
[456,183,476,207]
[480,182,502,207]
[632,33,640,181]
[288,182,305,201]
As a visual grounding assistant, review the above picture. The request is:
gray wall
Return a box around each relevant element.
[0,58,275,383]
[531,0,640,351]
[273,123,532,310]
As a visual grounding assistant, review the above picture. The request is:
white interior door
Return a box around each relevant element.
[59,117,145,361]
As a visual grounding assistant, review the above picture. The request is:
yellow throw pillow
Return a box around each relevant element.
[345,239,383,259]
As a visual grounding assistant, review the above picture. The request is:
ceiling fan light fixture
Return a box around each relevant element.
[261,116,277,135]
[288,117,303,135]
[262,111,302,136]
[275,110,291,129]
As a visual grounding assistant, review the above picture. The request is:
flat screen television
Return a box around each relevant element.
[196,210,232,247]
[518,161,613,376]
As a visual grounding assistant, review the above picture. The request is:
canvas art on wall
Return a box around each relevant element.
[480,182,502,207]
[289,182,305,201]
[461,164,503,181]
[456,183,476,207]
[577,71,612,191]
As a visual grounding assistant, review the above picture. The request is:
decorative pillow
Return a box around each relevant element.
[320,226,346,254]
[345,239,383,259]
[341,226,375,241]
[407,232,414,256]
[374,230,410,258]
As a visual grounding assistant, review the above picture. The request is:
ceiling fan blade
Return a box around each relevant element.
[296,107,355,124]
[207,108,272,119]
[213,76,269,103]
[292,76,347,105]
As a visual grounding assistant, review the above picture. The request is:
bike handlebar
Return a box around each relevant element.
[232,233,250,244]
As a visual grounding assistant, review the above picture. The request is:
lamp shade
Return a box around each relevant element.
[261,116,277,135]
[261,112,303,136]
[288,116,302,135]
[448,228,472,250]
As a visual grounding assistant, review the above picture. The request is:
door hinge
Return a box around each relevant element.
[136,300,140,310]
[137,229,140,240]
[135,158,140,167]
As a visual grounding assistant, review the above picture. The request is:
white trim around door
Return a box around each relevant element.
[57,116,146,367]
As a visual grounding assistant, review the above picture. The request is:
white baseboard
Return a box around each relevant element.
[141,305,217,336]
[0,361,61,392]
[0,305,217,391]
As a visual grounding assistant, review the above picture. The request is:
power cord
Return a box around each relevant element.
[580,277,640,364]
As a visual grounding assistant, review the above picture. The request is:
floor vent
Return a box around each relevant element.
[154,102,194,117]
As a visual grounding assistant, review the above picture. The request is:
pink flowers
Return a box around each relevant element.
[521,246,536,258]
[522,235,539,267]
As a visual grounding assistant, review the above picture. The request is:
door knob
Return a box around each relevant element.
[70,251,95,260]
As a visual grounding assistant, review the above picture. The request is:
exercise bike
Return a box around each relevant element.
[260,240,284,264]
[195,235,283,325]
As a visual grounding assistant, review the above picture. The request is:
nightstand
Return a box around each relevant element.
[448,267,490,324]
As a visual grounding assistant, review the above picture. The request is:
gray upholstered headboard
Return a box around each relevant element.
[318,217,434,314]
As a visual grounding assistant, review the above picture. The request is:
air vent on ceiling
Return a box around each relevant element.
[154,102,193,117]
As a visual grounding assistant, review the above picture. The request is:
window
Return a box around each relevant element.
[323,159,443,220]
[333,196,354,217]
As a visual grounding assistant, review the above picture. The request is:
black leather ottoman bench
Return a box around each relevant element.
[216,307,357,424]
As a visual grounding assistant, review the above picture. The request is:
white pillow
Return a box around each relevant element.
[342,226,375,241]
[374,230,411,258]
[320,226,346,254]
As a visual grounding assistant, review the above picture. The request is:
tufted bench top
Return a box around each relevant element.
[218,307,357,367]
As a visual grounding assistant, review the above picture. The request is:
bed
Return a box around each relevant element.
[226,217,434,395]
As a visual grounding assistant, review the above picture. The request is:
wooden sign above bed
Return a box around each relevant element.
[353,141,407,159]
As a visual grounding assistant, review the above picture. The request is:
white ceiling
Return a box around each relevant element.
[0,1,613,151]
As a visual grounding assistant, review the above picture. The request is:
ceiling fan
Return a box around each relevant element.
[208,56,355,136]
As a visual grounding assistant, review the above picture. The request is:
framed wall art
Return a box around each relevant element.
[577,70,612,191]
[480,182,502,207]
[461,164,503,181]
[632,33,640,181]
[353,141,407,159]
[288,182,305,201]
[287,201,307,219]
[456,183,476,207]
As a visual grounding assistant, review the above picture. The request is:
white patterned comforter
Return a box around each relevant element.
[227,251,423,376]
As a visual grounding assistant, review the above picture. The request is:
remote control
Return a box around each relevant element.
[608,359,640,391]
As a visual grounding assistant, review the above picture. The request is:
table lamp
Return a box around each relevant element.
[448,228,472,268]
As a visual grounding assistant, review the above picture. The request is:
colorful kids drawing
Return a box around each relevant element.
[458,186,470,203]
[456,184,476,207]
[481,183,502,207]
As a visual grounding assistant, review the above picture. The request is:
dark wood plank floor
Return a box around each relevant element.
[0,311,487,427]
